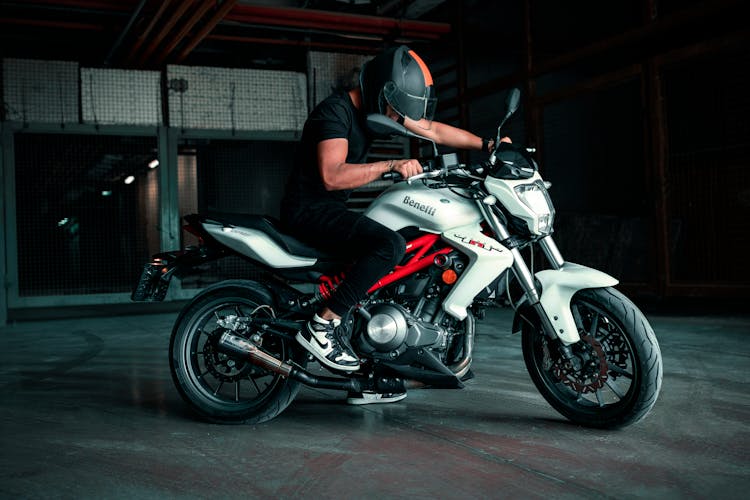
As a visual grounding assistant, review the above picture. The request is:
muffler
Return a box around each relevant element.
[216,332,364,393]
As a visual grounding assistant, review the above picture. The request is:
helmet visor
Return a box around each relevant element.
[383,80,437,128]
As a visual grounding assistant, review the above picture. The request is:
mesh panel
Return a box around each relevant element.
[3,58,79,123]
[197,140,295,217]
[167,65,307,131]
[81,68,162,126]
[14,133,159,296]
[662,47,750,283]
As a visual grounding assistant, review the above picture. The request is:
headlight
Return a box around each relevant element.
[514,180,555,234]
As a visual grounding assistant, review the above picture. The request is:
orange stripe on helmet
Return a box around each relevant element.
[408,49,433,87]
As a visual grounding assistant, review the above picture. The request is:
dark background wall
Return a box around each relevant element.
[420,0,749,300]
[1,0,748,322]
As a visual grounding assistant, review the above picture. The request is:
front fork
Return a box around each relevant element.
[477,197,608,363]
[478,199,562,337]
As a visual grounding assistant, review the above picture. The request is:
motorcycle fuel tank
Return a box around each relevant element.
[365,182,481,232]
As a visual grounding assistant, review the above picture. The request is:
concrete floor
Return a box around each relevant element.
[1,304,748,499]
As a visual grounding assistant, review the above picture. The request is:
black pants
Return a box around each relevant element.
[282,204,405,317]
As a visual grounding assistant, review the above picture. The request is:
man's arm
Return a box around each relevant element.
[403,118,482,150]
[403,117,510,151]
[317,138,422,191]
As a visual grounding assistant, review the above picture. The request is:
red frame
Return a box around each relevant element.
[318,233,452,299]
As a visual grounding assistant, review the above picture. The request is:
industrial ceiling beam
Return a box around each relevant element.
[103,0,147,66]
[1,0,451,68]
[225,4,450,40]
[124,0,174,66]
[136,0,196,67]
[150,0,215,67]
[174,0,239,64]
[205,33,379,54]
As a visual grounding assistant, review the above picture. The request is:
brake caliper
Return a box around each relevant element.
[549,334,609,393]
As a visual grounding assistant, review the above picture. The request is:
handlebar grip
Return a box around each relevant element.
[381,157,436,181]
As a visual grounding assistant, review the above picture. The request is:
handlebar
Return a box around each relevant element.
[381,153,487,182]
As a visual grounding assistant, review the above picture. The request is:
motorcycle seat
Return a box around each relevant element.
[189,213,334,260]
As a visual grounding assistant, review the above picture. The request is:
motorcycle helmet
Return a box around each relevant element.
[360,45,437,126]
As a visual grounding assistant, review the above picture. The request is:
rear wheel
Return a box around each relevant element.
[522,287,662,428]
[170,281,305,424]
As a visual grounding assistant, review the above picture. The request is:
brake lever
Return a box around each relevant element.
[381,164,442,183]
[406,163,486,184]
[406,169,444,184]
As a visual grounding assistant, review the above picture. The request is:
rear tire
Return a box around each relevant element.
[522,287,662,428]
[169,280,305,424]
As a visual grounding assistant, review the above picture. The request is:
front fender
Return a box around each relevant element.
[517,262,618,344]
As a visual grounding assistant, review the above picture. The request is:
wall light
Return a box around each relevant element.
[148,159,159,169]
[124,175,135,185]
[101,190,112,197]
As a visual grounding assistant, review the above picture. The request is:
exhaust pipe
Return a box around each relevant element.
[216,332,363,393]
[218,332,293,377]
[448,312,475,379]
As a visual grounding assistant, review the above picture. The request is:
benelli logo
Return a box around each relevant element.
[403,196,436,217]
[453,234,505,253]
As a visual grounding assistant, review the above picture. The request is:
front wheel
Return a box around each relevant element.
[522,287,662,428]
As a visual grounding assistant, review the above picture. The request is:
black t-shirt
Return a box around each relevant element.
[281,91,370,220]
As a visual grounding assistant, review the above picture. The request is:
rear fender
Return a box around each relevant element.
[131,245,227,302]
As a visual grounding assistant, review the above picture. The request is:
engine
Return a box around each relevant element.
[354,302,448,358]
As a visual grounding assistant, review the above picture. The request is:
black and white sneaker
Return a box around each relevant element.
[296,314,360,372]
[346,391,407,405]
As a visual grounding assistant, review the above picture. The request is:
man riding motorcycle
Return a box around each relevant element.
[279,45,501,404]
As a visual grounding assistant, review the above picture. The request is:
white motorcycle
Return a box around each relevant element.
[133,89,662,428]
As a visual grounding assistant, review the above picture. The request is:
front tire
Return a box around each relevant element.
[522,287,662,428]
[169,280,305,424]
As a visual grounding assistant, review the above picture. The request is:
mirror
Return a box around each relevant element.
[366,113,438,157]
[505,88,520,118]
[490,88,522,166]
[366,114,413,138]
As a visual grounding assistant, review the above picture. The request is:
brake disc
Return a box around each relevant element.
[548,334,609,393]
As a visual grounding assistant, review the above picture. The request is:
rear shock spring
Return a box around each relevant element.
[317,272,346,300]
